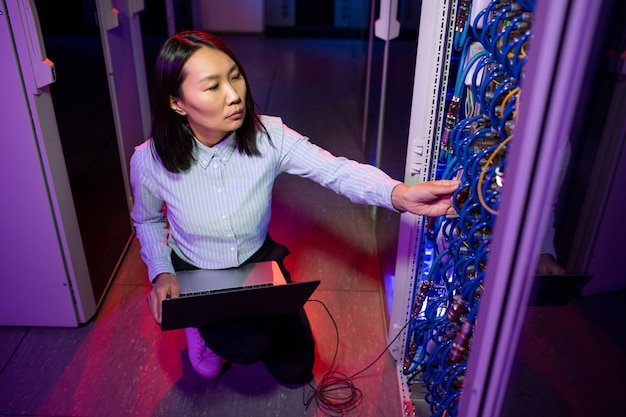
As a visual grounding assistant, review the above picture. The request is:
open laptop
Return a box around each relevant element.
[161,261,320,331]
[528,273,593,306]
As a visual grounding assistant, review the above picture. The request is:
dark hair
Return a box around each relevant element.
[150,30,268,173]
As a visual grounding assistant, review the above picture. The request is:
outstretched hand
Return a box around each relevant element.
[391,180,460,217]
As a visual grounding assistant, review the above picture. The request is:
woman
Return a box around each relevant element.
[131,30,459,385]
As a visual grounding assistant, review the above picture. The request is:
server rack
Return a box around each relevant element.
[388,0,619,415]
[0,0,148,327]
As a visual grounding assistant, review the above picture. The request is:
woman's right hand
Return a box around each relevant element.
[536,253,565,275]
[147,273,180,324]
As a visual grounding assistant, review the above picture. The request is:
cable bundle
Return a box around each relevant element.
[305,370,363,416]
[403,1,534,415]
[304,299,410,416]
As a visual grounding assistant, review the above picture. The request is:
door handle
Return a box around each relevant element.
[375,0,400,41]
[16,0,55,93]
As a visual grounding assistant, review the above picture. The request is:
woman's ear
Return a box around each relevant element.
[169,96,186,115]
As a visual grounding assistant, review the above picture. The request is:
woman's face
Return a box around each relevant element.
[170,46,247,146]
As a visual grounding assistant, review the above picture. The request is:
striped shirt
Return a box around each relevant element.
[130,115,401,282]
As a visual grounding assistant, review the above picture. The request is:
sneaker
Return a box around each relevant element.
[184,327,223,378]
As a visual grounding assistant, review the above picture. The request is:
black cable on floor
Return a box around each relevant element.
[303,299,410,416]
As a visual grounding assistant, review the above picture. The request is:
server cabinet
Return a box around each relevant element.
[388,0,624,415]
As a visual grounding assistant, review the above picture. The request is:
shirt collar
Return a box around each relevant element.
[193,132,236,169]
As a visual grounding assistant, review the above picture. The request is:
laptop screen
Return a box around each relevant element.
[160,261,320,331]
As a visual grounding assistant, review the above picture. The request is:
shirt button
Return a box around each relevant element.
[212,163,219,169]
[221,214,227,219]
[217,188,223,193]
[230,247,235,252]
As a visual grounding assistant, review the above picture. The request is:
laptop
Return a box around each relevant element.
[528,273,593,306]
[160,261,320,331]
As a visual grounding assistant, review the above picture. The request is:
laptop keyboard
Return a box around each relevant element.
[180,282,274,298]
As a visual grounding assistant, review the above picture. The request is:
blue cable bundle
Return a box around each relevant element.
[403,1,533,415]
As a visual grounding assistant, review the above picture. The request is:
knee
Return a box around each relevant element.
[199,320,274,364]
[262,342,315,385]
[227,331,273,364]
[265,360,314,385]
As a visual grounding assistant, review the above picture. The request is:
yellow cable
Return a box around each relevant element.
[477,134,514,216]
[500,86,519,113]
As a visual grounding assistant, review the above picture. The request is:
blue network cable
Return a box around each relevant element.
[403,1,533,415]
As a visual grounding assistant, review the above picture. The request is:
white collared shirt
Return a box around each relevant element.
[130,115,401,281]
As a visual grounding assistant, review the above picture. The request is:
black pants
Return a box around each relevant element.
[171,235,315,385]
